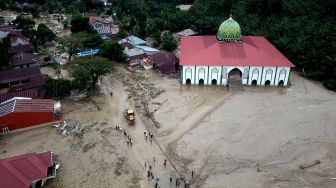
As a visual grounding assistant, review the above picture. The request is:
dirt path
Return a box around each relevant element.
[101,69,186,188]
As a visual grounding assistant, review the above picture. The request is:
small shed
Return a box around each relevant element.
[152,52,179,75]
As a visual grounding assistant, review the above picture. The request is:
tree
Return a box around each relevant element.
[72,56,114,91]
[45,78,72,99]
[117,29,128,38]
[70,16,91,33]
[36,23,56,45]
[161,32,177,52]
[100,41,127,62]
[12,16,36,35]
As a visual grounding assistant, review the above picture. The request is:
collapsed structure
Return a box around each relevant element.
[180,15,295,86]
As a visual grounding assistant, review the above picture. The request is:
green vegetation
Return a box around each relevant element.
[72,56,114,91]
[45,78,72,99]
[36,23,56,45]
[161,32,177,52]
[100,41,127,63]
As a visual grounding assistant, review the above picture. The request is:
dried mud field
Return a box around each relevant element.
[1,66,336,188]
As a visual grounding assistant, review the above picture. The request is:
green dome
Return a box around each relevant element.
[217,16,241,41]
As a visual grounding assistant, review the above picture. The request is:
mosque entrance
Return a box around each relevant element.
[186,78,191,85]
[228,68,243,90]
[199,79,204,85]
[211,79,217,85]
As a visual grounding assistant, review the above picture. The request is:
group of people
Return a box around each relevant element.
[144,159,161,188]
[115,125,133,146]
[144,130,154,144]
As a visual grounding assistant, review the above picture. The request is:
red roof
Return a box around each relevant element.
[0,151,52,188]
[0,67,41,84]
[180,36,295,67]
[8,75,47,92]
[14,99,54,113]
[0,98,54,117]
[153,52,179,75]
[0,88,39,103]
[88,16,97,25]
[8,43,33,54]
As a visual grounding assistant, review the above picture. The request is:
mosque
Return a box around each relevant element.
[180,15,295,86]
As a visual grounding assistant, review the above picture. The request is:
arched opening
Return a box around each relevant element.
[265,80,271,86]
[278,80,284,86]
[252,80,257,86]
[199,79,204,85]
[228,68,242,81]
[211,79,217,85]
[186,78,191,85]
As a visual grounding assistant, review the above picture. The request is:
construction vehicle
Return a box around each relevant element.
[124,109,135,125]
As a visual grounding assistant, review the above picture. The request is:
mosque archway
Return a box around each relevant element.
[228,68,242,81]
[186,78,191,85]
[199,79,204,85]
[278,80,284,86]
[265,80,271,86]
[211,79,217,85]
[252,80,257,86]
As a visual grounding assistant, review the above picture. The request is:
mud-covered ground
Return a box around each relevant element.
[1,65,336,188]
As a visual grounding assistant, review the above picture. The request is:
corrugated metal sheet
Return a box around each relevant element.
[0,88,39,103]
[14,99,54,113]
[0,100,15,117]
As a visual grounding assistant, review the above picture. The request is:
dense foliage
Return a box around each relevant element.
[100,41,127,62]
[36,23,56,45]
[72,56,114,91]
[45,78,72,99]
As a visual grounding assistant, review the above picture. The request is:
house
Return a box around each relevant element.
[11,52,39,69]
[0,67,41,88]
[101,34,119,41]
[153,52,179,75]
[7,31,33,55]
[174,29,198,40]
[120,35,148,46]
[0,151,58,188]
[135,45,159,56]
[0,97,61,134]
[0,88,40,103]
[123,47,147,62]
[89,17,119,35]
[180,15,295,86]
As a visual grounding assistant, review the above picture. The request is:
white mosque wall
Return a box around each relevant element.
[182,65,291,86]
[261,67,276,86]
[182,66,195,84]
[275,67,290,86]
[209,66,222,85]
[248,66,263,85]
[195,66,209,84]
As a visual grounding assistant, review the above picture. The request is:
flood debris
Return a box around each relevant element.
[299,160,320,169]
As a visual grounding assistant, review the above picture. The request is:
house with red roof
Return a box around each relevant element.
[180,15,295,86]
[0,151,58,188]
[89,16,119,35]
[0,97,61,134]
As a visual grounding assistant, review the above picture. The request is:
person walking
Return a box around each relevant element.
[191,171,194,178]
[164,159,167,166]
[155,182,158,188]
[148,170,151,180]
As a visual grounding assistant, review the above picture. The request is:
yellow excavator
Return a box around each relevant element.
[124,109,135,125]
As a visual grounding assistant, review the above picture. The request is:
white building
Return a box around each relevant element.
[180,16,295,86]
